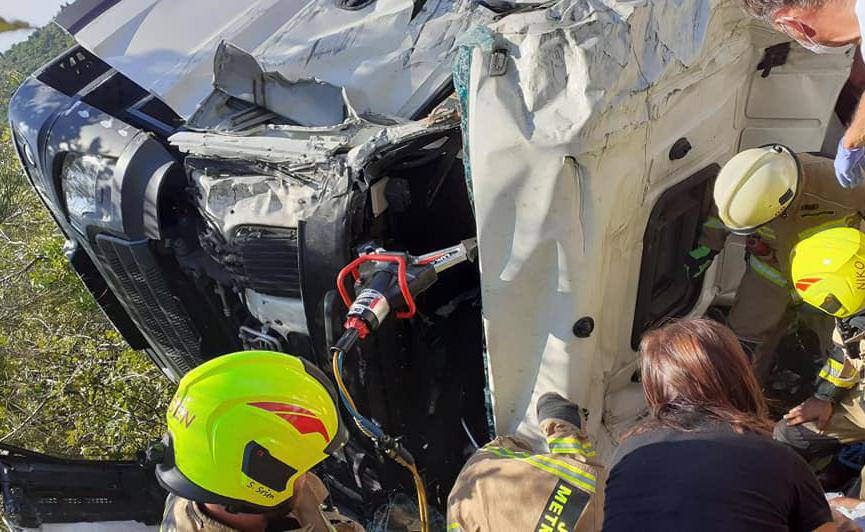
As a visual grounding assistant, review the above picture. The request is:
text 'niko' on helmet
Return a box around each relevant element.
[791,227,865,319]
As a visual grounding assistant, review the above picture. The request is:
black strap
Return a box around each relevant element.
[534,480,590,532]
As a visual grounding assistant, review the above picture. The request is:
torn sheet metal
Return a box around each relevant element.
[171,95,461,172]
[213,42,349,127]
[171,130,354,165]
[345,96,462,171]
[191,165,318,237]
[176,94,461,252]
[464,0,851,452]
[58,0,492,121]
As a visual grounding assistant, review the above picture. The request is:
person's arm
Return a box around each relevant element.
[786,338,856,430]
[813,344,859,404]
[835,98,865,188]
[828,497,865,531]
[813,322,861,407]
[844,97,865,149]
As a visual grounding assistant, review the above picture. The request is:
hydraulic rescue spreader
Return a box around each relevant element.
[330,238,478,532]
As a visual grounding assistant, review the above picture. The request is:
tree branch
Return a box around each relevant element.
[0,394,51,444]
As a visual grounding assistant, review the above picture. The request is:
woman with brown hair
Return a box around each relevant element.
[603,318,835,532]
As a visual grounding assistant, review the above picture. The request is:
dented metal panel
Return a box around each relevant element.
[212,42,350,127]
[463,0,851,451]
[60,0,493,120]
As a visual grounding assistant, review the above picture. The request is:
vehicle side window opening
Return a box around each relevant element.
[631,165,719,349]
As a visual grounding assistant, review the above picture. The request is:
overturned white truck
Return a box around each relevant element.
[3,0,853,527]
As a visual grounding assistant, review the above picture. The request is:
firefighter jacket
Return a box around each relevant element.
[160,473,362,532]
[815,323,864,403]
[447,425,605,531]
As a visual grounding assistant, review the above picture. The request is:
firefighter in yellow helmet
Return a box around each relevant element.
[690,145,865,383]
[153,350,362,532]
[775,227,865,500]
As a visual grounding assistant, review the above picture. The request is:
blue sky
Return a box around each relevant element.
[0,0,68,26]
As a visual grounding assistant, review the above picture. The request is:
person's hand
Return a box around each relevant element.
[835,139,865,188]
[784,397,833,431]
[831,508,863,532]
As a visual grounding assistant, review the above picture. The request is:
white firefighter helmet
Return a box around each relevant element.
[714,145,799,234]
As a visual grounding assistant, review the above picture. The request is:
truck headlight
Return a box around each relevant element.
[61,154,116,223]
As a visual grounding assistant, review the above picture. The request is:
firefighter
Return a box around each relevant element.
[151,350,362,532]
[687,144,865,381]
[446,393,604,531]
[776,227,865,499]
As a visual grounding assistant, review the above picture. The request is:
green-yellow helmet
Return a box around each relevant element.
[791,227,865,318]
[155,351,347,511]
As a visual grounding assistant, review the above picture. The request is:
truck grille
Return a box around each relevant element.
[95,235,202,374]
[231,226,301,298]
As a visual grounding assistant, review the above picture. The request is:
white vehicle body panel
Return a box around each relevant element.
[66,0,491,121]
[461,0,852,449]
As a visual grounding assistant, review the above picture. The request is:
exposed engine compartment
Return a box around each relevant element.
[170,105,489,510]
[9,43,489,519]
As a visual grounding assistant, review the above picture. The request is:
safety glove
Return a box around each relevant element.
[684,245,718,279]
[835,139,865,188]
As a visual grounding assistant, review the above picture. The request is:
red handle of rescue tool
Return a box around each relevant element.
[336,254,417,319]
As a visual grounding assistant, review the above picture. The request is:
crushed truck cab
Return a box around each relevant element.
[5,0,854,526]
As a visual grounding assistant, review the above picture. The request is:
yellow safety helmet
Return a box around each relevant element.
[714,145,799,234]
[154,351,347,511]
[791,227,865,318]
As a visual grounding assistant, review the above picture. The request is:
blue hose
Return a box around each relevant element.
[336,349,385,439]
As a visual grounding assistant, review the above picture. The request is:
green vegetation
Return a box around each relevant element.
[0,24,73,124]
[0,25,171,459]
[0,18,31,34]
